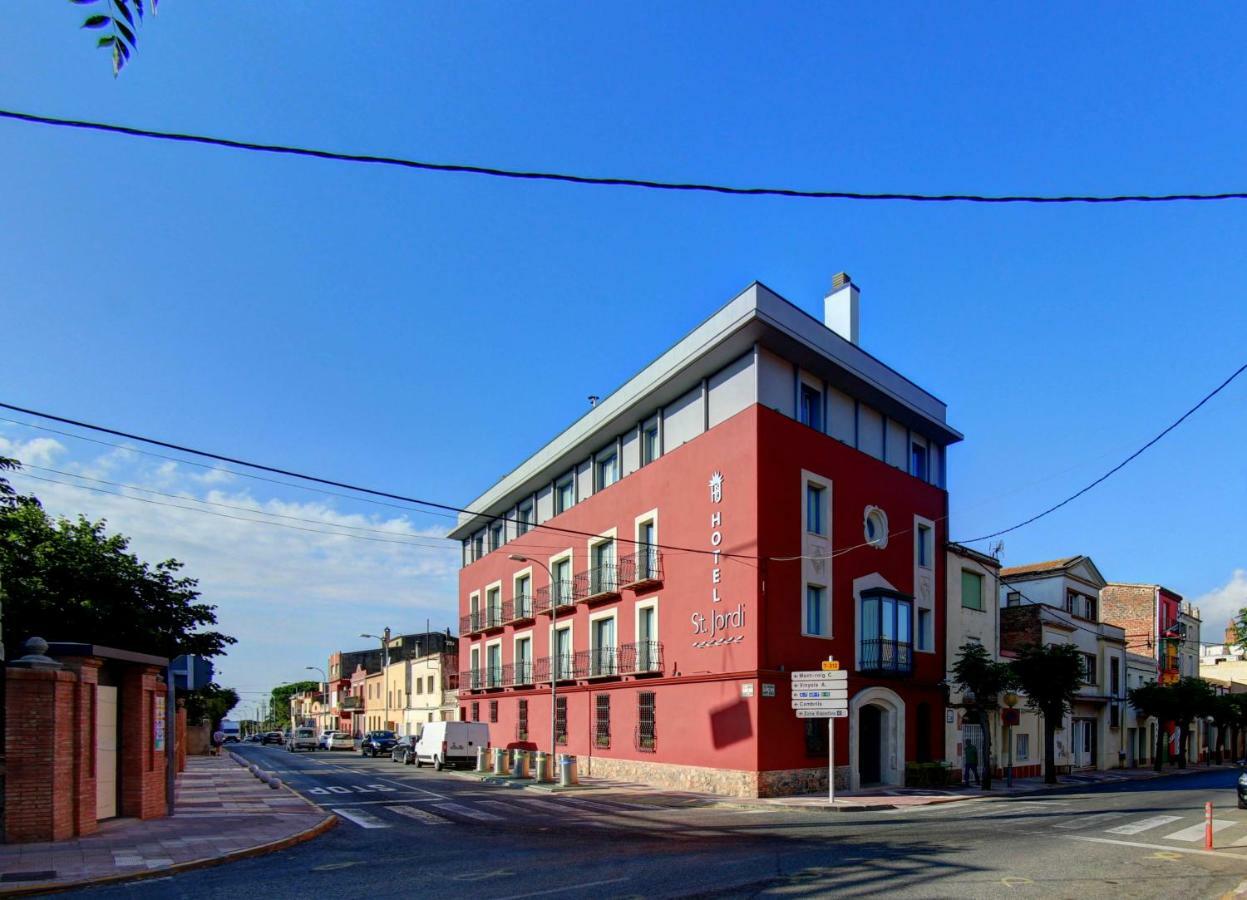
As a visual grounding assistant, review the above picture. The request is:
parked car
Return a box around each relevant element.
[245,734,262,743]
[327,732,354,751]
[318,731,334,750]
[287,727,318,752]
[413,722,490,771]
[391,735,416,764]
[360,730,398,758]
[262,731,285,745]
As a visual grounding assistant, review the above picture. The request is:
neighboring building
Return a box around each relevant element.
[289,689,322,730]
[450,276,962,797]
[999,556,1127,771]
[1100,583,1185,685]
[1200,620,1247,693]
[945,543,1014,777]
[363,670,385,733]
[1177,601,1202,681]
[1124,650,1158,767]
[400,648,461,734]
[347,665,368,737]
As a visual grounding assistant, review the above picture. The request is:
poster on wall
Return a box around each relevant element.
[154,695,166,751]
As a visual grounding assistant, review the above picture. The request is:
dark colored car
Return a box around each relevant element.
[360,730,398,758]
[262,731,285,745]
[391,736,416,765]
[1238,767,1247,809]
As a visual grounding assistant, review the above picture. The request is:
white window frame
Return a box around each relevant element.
[549,548,573,606]
[469,644,481,689]
[634,597,660,673]
[587,527,618,595]
[588,608,619,677]
[554,476,575,514]
[512,566,533,619]
[595,450,619,491]
[549,620,574,680]
[484,638,503,688]
[484,580,503,626]
[513,630,534,684]
[468,590,481,629]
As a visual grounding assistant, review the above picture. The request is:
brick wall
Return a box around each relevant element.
[120,666,168,820]
[4,667,78,842]
[1100,585,1155,656]
[1000,606,1042,654]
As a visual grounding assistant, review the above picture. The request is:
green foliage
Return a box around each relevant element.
[952,642,1015,710]
[70,0,158,76]
[0,461,234,661]
[1010,643,1084,719]
[182,682,240,730]
[270,680,319,726]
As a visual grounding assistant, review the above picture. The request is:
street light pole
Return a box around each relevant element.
[511,553,556,780]
[361,629,392,732]
[306,666,327,733]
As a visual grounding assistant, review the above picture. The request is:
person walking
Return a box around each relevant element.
[964,741,980,786]
[212,728,225,756]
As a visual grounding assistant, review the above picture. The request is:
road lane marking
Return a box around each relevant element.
[1106,815,1183,835]
[433,802,503,821]
[331,807,390,829]
[1052,812,1125,829]
[1065,835,1247,859]
[1162,819,1234,842]
[385,805,449,825]
[494,877,629,900]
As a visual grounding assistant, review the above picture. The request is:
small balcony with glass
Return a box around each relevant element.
[859,587,914,676]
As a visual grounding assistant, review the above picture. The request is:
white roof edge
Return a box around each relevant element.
[449,281,959,539]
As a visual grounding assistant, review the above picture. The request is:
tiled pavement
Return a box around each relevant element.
[0,755,334,894]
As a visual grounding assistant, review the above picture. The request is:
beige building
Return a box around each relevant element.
[399,650,461,735]
[363,671,386,732]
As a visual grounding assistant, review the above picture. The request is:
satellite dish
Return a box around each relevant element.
[989,540,1005,560]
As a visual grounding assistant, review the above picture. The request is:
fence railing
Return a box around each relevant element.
[618,549,663,587]
[575,564,620,601]
[618,640,664,675]
[508,593,534,622]
[533,581,579,615]
[460,610,483,634]
[859,638,913,675]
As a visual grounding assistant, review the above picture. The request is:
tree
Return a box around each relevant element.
[70,0,160,76]
[1128,681,1179,772]
[1009,643,1085,785]
[182,682,240,731]
[0,459,234,661]
[1209,694,1240,765]
[951,642,1015,790]
[1170,677,1217,768]
[270,680,319,730]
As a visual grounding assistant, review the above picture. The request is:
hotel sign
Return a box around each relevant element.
[692,470,745,648]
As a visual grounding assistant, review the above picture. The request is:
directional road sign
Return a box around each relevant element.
[791,700,848,711]
[791,688,849,700]
[792,670,848,682]
[796,709,848,719]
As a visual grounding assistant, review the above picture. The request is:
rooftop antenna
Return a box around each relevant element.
[588,395,600,408]
[989,540,1005,560]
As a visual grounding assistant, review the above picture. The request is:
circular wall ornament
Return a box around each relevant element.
[863,505,889,549]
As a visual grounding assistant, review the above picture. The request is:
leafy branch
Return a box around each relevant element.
[72,0,158,76]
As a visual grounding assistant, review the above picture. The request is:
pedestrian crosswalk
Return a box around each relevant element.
[328,792,670,831]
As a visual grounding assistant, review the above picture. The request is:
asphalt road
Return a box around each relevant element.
[68,746,1247,899]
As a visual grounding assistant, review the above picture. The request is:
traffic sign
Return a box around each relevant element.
[791,699,849,710]
[822,660,840,671]
[791,688,848,700]
[796,709,848,719]
[792,670,847,682]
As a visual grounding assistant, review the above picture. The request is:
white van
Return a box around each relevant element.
[413,721,490,770]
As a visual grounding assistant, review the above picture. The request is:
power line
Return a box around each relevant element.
[955,360,1247,544]
[4,108,1247,205]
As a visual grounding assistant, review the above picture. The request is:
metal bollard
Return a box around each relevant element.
[559,754,578,787]
[492,747,507,775]
[269,777,282,790]
[534,751,550,783]
[511,749,530,779]
[476,746,489,773]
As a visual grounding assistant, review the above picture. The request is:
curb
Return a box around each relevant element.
[0,813,336,897]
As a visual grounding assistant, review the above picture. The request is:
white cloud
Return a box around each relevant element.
[2,430,460,703]
[1193,569,1247,636]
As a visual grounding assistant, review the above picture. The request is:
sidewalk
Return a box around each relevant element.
[0,753,335,895]
[455,762,1237,812]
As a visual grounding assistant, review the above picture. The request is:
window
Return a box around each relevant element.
[486,643,502,688]
[917,524,932,568]
[637,692,656,751]
[591,615,616,676]
[489,700,498,723]
[799,383,822,431]
[1066,590,1096,621]
[1081,652,1097,687]
[555,696,568,745]
[1016,733,1030,761]
[961,570,984,611]
[642,424,659,465]
[486,586,502,626]
[515,573,532,618]
[591,540,616,594]
[637,603,659,672]
[637,519,657,581]
[911,442,928,480]
[552,557,572,606]
[804,718,828,758]
[489,521,504,551]
[554,625,572,679]
[594,694,611,748]
[416,678,423,696]
[595,452,618,490]
[472,532,485,561]
[426,675,433,694]
[471,701,480,722]
[806,483,826,535]
[1006,591,1021,607]
[469,592,481,630]
[1110,657,1121,697]
[864,506,889,548]
[517,500,534,536]
[515,635,532,683]
[470,646,481,690]
[804,585,829,637]
[917,608,931,651]
[555,478,575,514]
[860,590,913,673]
[517,699,528,741]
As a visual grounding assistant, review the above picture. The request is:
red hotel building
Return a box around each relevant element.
[450,275,962,796]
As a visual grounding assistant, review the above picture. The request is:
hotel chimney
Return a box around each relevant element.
[824,271,860,345]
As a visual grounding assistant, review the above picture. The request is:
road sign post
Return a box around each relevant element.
[791,658,847,804]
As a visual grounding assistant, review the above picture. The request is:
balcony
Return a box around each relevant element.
[459,670,484,692]
[577,647,619,680]
[339,695,363,710]
[508,661,534,687]
[484,664,506,690]
[618,549,663,590]
[482,604,506,633]
[618,640,664,676]
[576,565,621,605]
[460,610,484,636]
[534,654,578,683]
[534,581,579,616]
[859,638,913,676]
[507,594,535,624]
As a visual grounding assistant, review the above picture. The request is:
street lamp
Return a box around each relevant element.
[361,629,392,732]
[1003,691,1019,787]
[511,553,558,780]
[306,666,327,734]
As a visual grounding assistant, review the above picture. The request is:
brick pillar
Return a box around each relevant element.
[176,702,187,773]
[59,657,103,836]
[119,665,169,820]
[4,667,79,842]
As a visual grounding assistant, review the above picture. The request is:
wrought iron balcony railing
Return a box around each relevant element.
[459,670,484,692]
[859,638,913,676]
[618,640,664,675]
[577,646,619,679]
[484,664,505,689]
[460,610,483,635]
[483,604,505,631]
[534,654,578,683]
[507,594,534,623]
[576,565,620,603]
[618,549,663,589]
[534,581,578,616]
[509,660,534,686]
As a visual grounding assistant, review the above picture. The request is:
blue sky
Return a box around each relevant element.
[2,4,1246,703]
